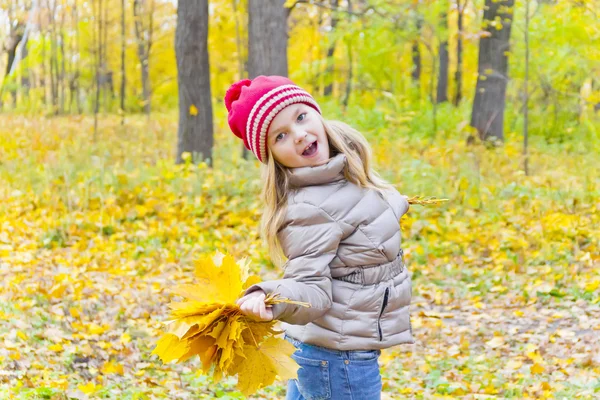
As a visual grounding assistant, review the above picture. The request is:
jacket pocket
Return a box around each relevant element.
[377,287,390,341]
[291,354,331,400]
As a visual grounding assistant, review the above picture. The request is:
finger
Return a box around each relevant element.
[237,294,251,305]
[258,301,268,320]
[241,301,254,316]
[265,307,273,321]
[252,297,262,317]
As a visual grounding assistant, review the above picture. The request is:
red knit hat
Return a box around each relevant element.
[224,75,321,163]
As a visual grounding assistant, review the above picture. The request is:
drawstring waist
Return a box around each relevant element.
[335,249,405,285]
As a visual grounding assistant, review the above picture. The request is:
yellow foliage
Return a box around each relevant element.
[101,360,125,375]
[152,251,300,395]
[78,382,101,395]
[531,363,545,375]
[0,114,598,396]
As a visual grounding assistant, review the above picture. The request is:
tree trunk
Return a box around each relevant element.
[436,4,449,103]
[93,0,103,139]
[0,2,26,110]
[248,0,288,78]
[470,0,515,142]
[58,4,67,114]
[246,0,288,159]
[411,16,423,87]
[232,0,246,80]
[121,0,126,122]
[342,0,353,109]
[175,0,214,166]
[103,0,109,111]
[72,0,81,113]
[40,15,48,108]
[20,37,30,102]
[0,28,24,109]
[47,0,59,114]
[134,0,153,116]
[453,0,464,105]
[523,0,530,175]
[324,0,339,97]
[60,31,66,114]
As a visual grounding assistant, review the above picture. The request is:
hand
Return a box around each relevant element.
[236,290,274,321]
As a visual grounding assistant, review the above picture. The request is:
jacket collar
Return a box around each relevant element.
[286,153,347,188]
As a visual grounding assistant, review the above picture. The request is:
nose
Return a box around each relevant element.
[293,128,307,144]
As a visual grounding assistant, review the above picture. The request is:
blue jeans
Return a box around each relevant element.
[284,334,382,400]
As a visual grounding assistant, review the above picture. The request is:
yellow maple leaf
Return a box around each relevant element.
[237,256,252,280]
[168,301,222,318]
[585,280,599,292]
[166,307,226,339]
[78,382,101,394]
[152,333,190,363]
[191,254,244,303]
[259,337,298,381]
[101,360,124,375]
[216,316,245,370]
[189,104,198,116]
[243,321,278,345]
[236,344,279,395]
[120,333,131,345]
[49,343,63,352]
[243,275,262,290]
[236,337,298,395]
[531,363,545,375]
[178,335,216,364]
[202,344,219,373]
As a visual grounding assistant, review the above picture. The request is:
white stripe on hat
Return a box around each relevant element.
[249,88,309,157]
[246,84,298,155]
[257,95,320,162]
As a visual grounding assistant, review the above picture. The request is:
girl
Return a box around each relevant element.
[227,76,412,400]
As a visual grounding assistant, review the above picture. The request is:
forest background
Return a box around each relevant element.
[0,0,599,398]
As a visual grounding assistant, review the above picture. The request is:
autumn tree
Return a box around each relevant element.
[411,14,423,90]
[436,0,449,104]
[453,0,467,105]
[133,0,154,116]
[120,0,127,122]
[470,0,515,142]
[175,0,214,165]
[0,0,29,109]
[248,0,288,79]
[323,0,339,97]
[244,0,288,159]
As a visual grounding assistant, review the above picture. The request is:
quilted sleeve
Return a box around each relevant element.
[244,202,343,325]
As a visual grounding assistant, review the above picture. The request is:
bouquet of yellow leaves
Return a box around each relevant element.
[152,252,305,395]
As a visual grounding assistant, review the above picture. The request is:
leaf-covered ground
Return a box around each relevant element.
[1,114,598,399]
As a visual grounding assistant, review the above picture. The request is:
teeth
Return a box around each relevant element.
[303,142,314,153]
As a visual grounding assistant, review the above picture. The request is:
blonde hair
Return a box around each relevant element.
[260,116,395,267]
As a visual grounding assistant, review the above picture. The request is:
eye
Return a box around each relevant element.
[275,132,286,142]
[297,113,307,122]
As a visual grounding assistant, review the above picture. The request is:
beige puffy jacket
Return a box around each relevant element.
[247,153,413,350]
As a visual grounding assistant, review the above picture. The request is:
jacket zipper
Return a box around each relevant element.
[377,287,390,341]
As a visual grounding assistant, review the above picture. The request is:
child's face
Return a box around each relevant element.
[266,104,330,168]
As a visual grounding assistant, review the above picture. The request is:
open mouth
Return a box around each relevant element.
[302,141,318,157]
